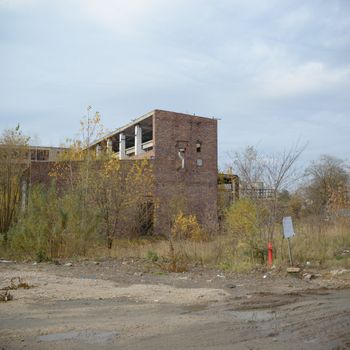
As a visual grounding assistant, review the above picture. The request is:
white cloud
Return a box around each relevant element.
[254,62,350,98]
[64,0,184,38]
[0,0,182,38]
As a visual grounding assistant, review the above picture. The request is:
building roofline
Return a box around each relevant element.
[29,146,68,150]
[88,110,155,148]
[88,109,218,149]
[0,144,67,150]
[154,109,218,122]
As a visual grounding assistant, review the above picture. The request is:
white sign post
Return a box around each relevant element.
[283,216,295,266]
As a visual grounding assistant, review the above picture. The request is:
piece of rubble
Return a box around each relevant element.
[64,262,73,267]
[302,273,313,280]
[0,290,13,302]
[330,268,350,276]
[287,267,301,273]
[3,277,33,290]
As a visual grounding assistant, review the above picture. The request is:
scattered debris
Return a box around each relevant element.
[2,277,33,290]
[64,263,73,267]
[306,261,311,266]
[0,259,16,264]
[287,267,301,273]
[216,274,225,278]
[302,273,314,281]
[225,284,236,289]
[330,269,350,276]
[0,290,13,302]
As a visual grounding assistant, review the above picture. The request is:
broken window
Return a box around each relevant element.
[30,150,37,161]
[196,141,202,153]
[37,150,49,161]
[138,201,154,235]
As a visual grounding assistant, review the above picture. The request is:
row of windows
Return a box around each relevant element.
[0,148,60,162]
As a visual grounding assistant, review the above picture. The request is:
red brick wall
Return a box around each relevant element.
[152,110,218,233]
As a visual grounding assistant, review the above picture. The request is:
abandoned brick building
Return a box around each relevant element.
[29,109,219,234]
[89,109,218,233]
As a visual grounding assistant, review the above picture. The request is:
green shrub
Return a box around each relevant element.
[147,250,159,262]
[8,183,100,259]
[224,199,266,262]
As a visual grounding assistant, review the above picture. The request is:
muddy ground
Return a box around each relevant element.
[1,259,350,350]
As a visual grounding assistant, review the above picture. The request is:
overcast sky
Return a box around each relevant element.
[1,0,349,167]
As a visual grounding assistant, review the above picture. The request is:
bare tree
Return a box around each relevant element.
[229,143,307,241]
[232,146,265,191]
[304,155,349,216]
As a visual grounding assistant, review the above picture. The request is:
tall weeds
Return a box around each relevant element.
[8,183,100,260]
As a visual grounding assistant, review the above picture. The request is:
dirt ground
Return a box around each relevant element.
[1,259,350,350]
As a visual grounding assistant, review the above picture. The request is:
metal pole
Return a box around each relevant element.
[287,237,293,266]
[21,178,27,213]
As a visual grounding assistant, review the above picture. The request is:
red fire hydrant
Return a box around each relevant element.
[267,242,273,266]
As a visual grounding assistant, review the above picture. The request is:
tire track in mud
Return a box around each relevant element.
[214,288,350,349]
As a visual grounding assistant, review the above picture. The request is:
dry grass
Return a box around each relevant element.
[89,237,228,266]
[292,219,349,267]
[95,218,350,271]
[2,217,349,272]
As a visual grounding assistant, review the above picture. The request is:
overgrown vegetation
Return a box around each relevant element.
[0,125,30,242]
[0,111,154,260]
[0,117,349,271]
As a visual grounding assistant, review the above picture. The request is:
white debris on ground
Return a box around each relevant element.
[330,268,350,276]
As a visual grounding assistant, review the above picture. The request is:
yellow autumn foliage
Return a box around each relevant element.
[225,198,259,238]
[171,212,204,241]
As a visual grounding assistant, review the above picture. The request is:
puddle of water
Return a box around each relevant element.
[37,330,118,344]
[230,310,276,321]
[304,338,318,343]
[181,304,208,314]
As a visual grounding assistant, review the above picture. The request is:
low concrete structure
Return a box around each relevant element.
[29,146,66,162]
